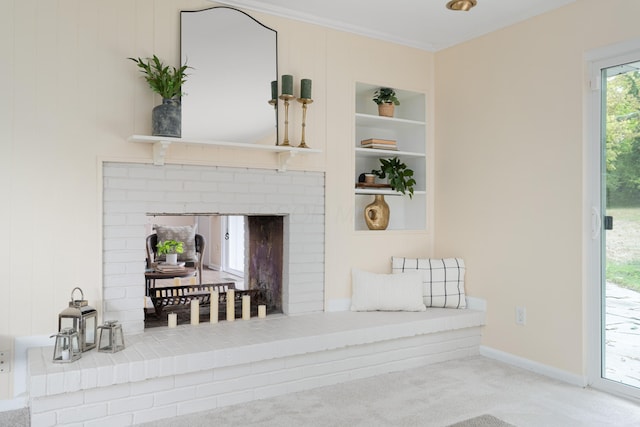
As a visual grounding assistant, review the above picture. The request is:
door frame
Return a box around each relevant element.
[585,40,640,400]
[221,215,245,278]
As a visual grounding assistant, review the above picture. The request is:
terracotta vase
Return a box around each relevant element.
[364,195,390,230]
[378,103,395,117]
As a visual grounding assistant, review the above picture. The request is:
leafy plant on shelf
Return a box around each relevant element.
[156,240,184,255]
[372,87,400,106]
[128,55,190,100]
[371,157,416,199]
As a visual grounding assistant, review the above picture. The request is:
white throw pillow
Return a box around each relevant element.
[350,269,426,312]
[391,257,466,309]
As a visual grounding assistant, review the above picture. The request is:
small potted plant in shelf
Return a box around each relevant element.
[156,240,184,265]
[129,55,190,138]
[371,157,416,198]
[372,87,400,117]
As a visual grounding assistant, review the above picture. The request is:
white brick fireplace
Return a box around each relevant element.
[102,162,326,334]
[28,162,485,426]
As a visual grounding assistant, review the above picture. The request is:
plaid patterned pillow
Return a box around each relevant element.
[391,257,466,309]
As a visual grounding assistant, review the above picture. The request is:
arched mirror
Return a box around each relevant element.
[180,7,278,144]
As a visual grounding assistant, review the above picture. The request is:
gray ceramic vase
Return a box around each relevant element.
[152,98,181,137]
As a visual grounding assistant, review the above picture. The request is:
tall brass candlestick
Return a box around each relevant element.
[297,98,313,148]
[279,94,295,146]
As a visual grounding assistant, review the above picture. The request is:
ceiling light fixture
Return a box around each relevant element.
[446,0,477,12]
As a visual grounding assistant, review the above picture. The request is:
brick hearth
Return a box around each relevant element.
[28,309,485,426]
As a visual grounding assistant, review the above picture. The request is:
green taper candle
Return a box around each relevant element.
[282,75,293,95]
[271,81,277,100]
[300,79,312,99]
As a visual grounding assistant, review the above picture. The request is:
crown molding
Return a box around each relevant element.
[211,0,437,51]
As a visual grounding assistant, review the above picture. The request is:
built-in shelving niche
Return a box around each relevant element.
[354,83,427,231]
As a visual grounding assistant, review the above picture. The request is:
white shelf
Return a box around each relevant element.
[128,135,321,171]
[355,147,425,158]
[355,188,426,196]
[355,113,425,128]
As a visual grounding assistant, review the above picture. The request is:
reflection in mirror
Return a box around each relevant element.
[181,7,278,144]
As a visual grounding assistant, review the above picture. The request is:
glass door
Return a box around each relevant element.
[601,62,640,391]
[222,215,245,278]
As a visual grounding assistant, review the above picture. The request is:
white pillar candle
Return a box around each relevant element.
[210,290,219,323]
[191,300,200,325]
[168,312,177,328]
[242,295,251,320]
[61,349,70,361]
[189,276,197,285]
[258,304,267,319]
[174,277,181,286]
[226,289,235,321]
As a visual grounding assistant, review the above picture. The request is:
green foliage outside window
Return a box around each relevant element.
[606,71,640,207]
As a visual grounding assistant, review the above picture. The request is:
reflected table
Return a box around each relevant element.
[144,267,197,296]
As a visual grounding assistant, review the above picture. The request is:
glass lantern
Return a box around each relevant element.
[51,328,81,363]
[58,287,98,352]
[97,320,125,353]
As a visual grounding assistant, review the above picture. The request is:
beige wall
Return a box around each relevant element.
[0,0,434,399]
[435,0,640,376]
[5,0,636,402]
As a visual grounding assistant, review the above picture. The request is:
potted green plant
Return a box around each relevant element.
[129,55,190,138]
[372,87,400,117]
[371,157,416,198]
[156,239,184,265]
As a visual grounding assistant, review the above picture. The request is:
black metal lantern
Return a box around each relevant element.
[58,287,98,352]
[51,328,81,363]
[97,320,125,353]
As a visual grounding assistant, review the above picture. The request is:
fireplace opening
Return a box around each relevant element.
[144,214,284,328]
[103,162,325,334]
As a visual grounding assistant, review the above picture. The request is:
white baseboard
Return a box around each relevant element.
[465,296,486,311]
[0,396,27,412]
[326,298,350,312]
[480,345,587,387]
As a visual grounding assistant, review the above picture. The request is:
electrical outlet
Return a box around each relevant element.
[515,307,526,325]
[0,350,10,373]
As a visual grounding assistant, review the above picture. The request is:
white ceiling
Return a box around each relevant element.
[214,0,576,51]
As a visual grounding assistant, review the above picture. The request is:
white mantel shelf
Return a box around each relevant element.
[128,135,322,171]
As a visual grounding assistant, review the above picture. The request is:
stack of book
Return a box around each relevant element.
[156,262,186,272]
[360,138,397,150]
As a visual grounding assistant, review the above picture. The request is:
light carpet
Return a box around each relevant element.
[143,356,640,427]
